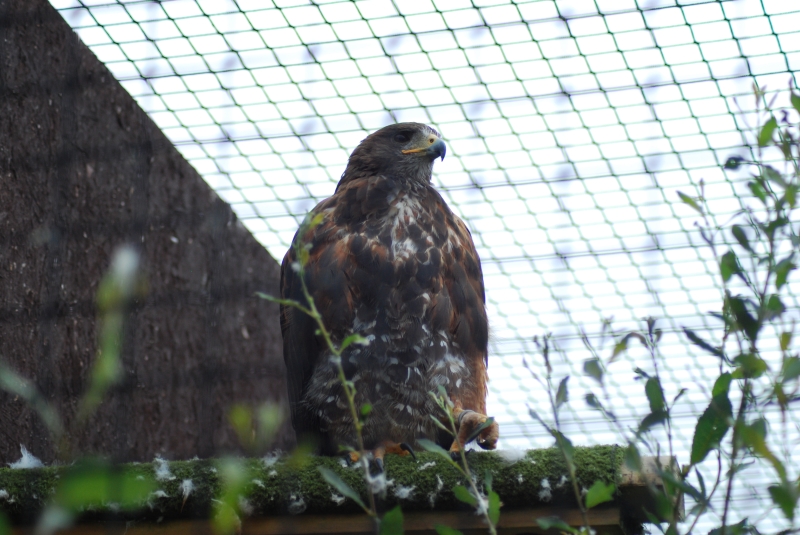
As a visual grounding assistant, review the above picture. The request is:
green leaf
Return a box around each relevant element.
[683,327,723,359]
[340,333,368,351]
[318,467,367,512]
[453,486,477,507]
[727,296,759,342]
[781,332,793,352]
[360,403,372,419]
[638,411,667,434]
[792,91,800,115]
[708,519,752,535]
[768,482,798,521]
[738,421,785,480]
[585,393,602,410]
[677,191,703,215]
[552,430,575,464]
[783,357,800,382]
[536,517,578,534]
[583,358,603,384]
[487,490,501,526]
[645,377,665,414]
[733,353,768,379]
[379,506,404,535]
[416,439,457,465]
[731,225,751,252]
[712,372,732,397]
[775,256,796,290]
[766,294,786,319]
[748,180,768,203]
[434,526,464,535]
[719,250,742,283]
[690,377,732,465]
[585,481,615,509]
[764,165,786,187]
[758,116,778,146]
[624,443,642,472]
[555,376,569,409]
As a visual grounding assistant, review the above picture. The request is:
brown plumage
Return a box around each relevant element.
[280,123,499,456]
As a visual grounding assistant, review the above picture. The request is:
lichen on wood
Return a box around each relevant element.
[0,446,624,524]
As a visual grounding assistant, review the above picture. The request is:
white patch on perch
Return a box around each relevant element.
[153,457,175,481]
[288,493,306,515]
[538,478,552,502]
[9,445,43,469]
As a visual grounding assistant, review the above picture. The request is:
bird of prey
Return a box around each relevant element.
[280,123,499,466]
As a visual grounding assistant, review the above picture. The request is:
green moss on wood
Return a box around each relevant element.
[0,446,624,523]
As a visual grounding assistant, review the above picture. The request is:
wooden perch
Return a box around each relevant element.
[1,446,682,535]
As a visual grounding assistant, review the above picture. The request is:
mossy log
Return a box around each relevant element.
[1,447,678,534]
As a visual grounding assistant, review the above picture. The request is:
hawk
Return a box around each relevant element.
[280,123,499,466]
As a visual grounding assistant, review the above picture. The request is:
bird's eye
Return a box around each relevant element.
[394,133,410,143]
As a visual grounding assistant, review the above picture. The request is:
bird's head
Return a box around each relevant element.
[341,123,446,186]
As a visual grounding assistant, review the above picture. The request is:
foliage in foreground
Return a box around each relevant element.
[536,85,800,535]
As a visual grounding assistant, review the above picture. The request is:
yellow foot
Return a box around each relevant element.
[449,409,500,456]
[347,441,416,472]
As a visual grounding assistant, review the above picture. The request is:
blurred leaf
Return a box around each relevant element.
[624,443,642,472]
[318,467,367,512]
[768,481,798,521]
[758,116,778,146]
[731,225,752,252]
[340,334,368,351]
[781,331,793,351]
[682,328,723,359]
[785,184,798,209]
[555,376,569,409]
[379,506,403,535]
[585,393,602,410]
[229,405,253,449]
[727,296,759,342]
[255,403,284,449]
[583,358,603,384]
[487,490,501,526]
[733,353,768,379]
[708,518,752,535]
[360,403,372,419]
[645,377,665,414]
[536,517,578,534]
[0,364,62,439]
[453,486,477,507]
[690,375,732,465]
[763,165,786,187]
[677,191,703,215]
[638,411,667,434]
[435,526,464,535]
[724,156,745,170]
[748,180,768,204]
[783,357,800,382]
[0,513,9,535]
[416,439,456,465]
[552,430,575,464]
[585,481,615,509]
[765,294,786,319]
[792,91,800,115]
[720,250,743,283]
[775,256,796,290]
[737,421,785,480]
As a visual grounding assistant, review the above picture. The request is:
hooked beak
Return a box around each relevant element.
[402,136,446,162]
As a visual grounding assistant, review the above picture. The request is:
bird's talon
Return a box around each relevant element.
[399,442,417,461]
